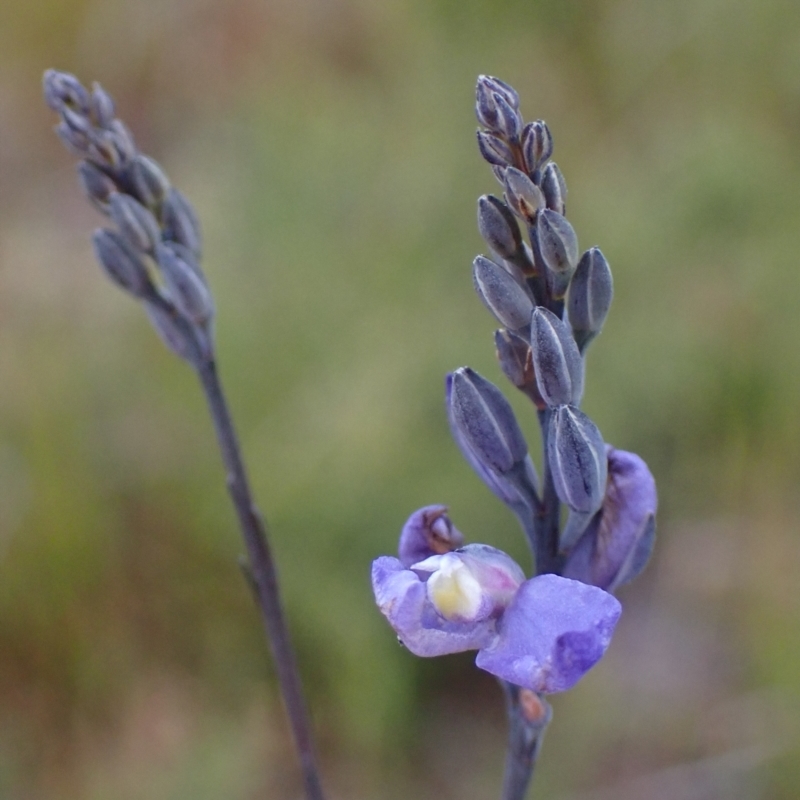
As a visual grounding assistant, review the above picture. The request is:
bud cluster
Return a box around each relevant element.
[43,70,214,366]
[461,75,635,561]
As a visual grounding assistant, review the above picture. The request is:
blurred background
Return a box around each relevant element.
[2,0,800,797]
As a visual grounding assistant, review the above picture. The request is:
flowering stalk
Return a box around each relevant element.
[42,70,326,800]
[373,75,657,800]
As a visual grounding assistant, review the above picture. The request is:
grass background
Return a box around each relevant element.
[1,0,800,797]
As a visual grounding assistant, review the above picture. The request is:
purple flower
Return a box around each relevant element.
[563,447,657,592]
[373,508,622,693]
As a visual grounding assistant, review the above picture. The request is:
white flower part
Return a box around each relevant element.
[414,553,485,622]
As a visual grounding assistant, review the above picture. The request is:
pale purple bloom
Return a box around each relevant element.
[563,447,657,592]
[397,505,464,568]
[373,509,622,693]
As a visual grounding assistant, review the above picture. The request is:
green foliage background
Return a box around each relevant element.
[1,0,800,797]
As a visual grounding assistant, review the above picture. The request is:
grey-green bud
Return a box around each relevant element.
[530,307,584,407]
[473,255,534,331]
[567,247,613,352]
[477,195,523,261]
[91,228,152,297]
[109,194,161,254]
[541,162,567,215]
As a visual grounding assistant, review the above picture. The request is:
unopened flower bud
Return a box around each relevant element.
[475,75,520,131]
[521,120,553,176]
[547,405,607,514]
[477,195,523,261]
[155,242,214,327]
[398,506,464,568]
[91,228,152,297]
[413,545,525,623]
[535,209,578,298]
[473,255,534,331]
[530,307,584,407]
[503,167,545,223]
[162,188,202,260]
[89,82,115,128]
[491,92,523,143]
[563,448,657,591]
[43,70,90,115]
[109,193,161,254]
[541,162,567,215]
[448,367,528,476]
[143,301,201,364]
[567,247,613,352]
[129,155,171,212]
[77,160,118,213]
[477,131,515,168]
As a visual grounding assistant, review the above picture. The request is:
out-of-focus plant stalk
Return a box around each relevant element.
[197,358,326,800]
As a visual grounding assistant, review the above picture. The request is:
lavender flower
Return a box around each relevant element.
[373,509,621,693]
[563,447,657,592]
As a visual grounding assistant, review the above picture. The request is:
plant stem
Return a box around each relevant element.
[196,358,326,800]
[500,682,552,800]
[535,408,564,576]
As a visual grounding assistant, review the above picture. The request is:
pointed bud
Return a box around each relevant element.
[77,161,118,213]
[448,367,528,476]
[475,75,521,131]
[535,209,578,298]
[91,228,152,297]
[568,247,613,352]
[413,545,525,623]
[155,242,214,327]
[398,506,464,568]
[541,162,567,215]
[530,307,584,407]
[162,188,202,260]
[503,167,545,223]
[521,121,553,175]
[89,82,115,128]
[477,195,523,261]
[491,92,523,143]
[563,448,657,592]
[55,121,91,157]
[129,155,171,212]
[43,70,90,115]
[477,131,515,168]
[473,256,534,331]
[495,329,546,408]
[143,301,201,364]
[547,405,607,514]
[109,194,161,254]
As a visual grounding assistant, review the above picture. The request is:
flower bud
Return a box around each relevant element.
[91,228,152,297]
[473,255,534,331]
[89,82,115,128]
[503,167,545,223]
[129,155,171,212]
[491,92,523,143]
[541,162,567,215]
[477,195,523,261]
[43,70,90,115]
[398,506,464,568]
[535,209,578,298]
[495,329,547,408]
[530,307,584,407]
[77,160,118,213]
[563,448,657,592]
[162,188,202,260]
[547,405,607,514]
[567,247,613,352]
[109,193,161,254]
[521,120,553,176]
[144,301,201,364]
[477,131,515,168]
[475,75,520,131]
[155,242,214,327]
[413,545,525,623]
[448,367,528,476]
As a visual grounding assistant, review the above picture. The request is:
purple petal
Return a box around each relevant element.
[397,505,464,568]
[563,447,657,591]
[371,556,498,657]
[475,574,621,693]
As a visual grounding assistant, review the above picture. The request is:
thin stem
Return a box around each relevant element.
[535,408,563,576]
[500,682,552,800]
[196,359,326,800]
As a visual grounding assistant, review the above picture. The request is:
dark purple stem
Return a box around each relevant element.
[196,358,326,800]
